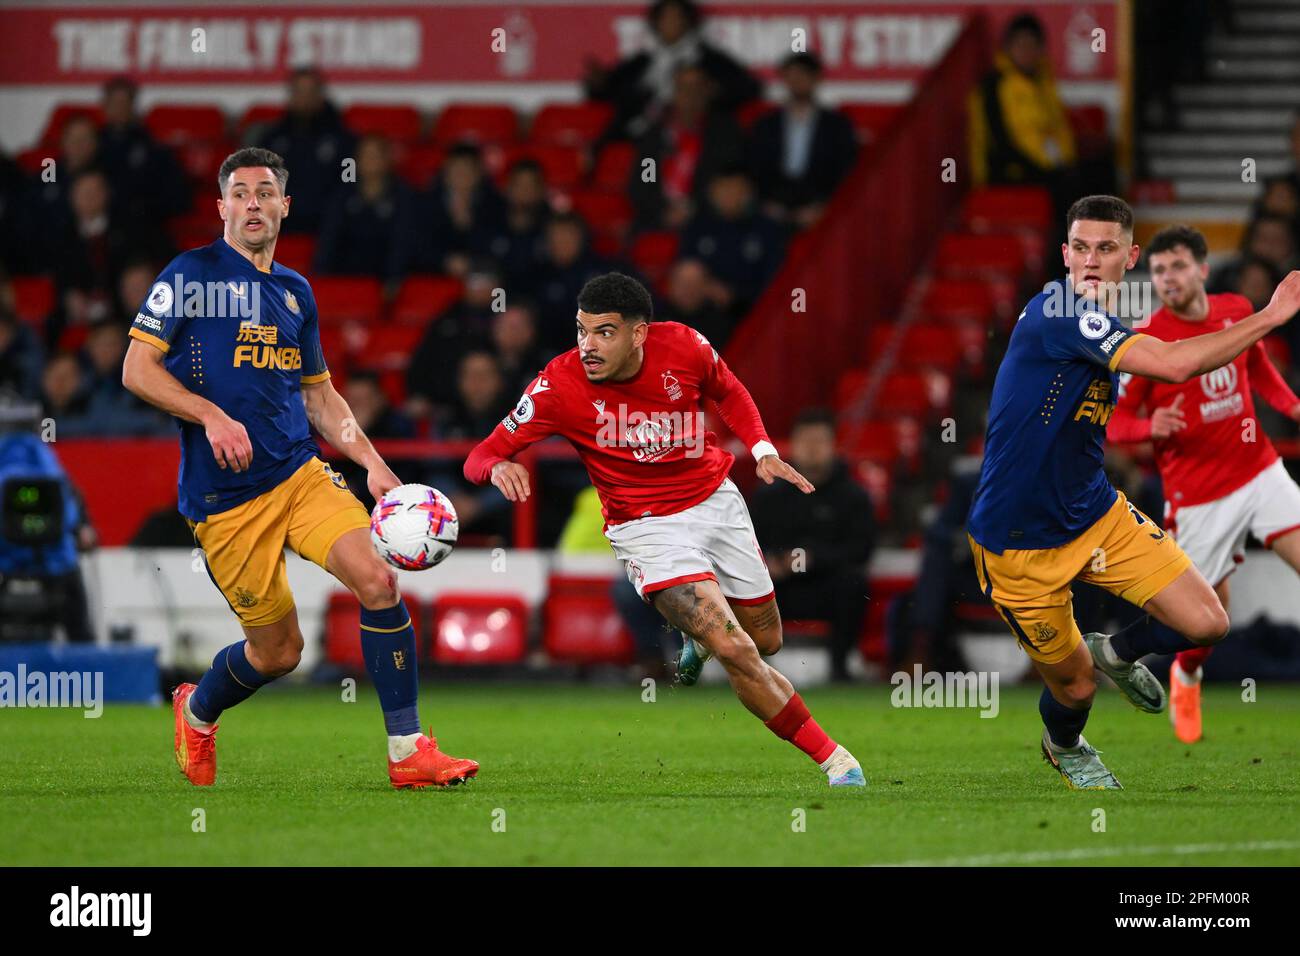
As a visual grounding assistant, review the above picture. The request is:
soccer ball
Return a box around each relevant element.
[369,484,459,571]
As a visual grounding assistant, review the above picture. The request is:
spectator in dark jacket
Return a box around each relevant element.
[1210,214,1297,294]
[439,350,513,441]
[658,257,734,348]
[750,408,875,681]
[0,308,43,401]
[0,154,41,275]
[405,260,503,418]
[314,133,418,289]
[97,76,190,223]
[342,370,416,440]
[678,166,786,315]
[628,62,746,232]
[487,159,552,293]
[33,114,101,255]
[257,68,356,234]
[532,212,612,353]
[422,142,507,277]
[491,301,549,397]
[584,0,761,143]
[749,52,858,230]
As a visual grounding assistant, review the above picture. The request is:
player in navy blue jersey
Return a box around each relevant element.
[968,195,1300,789]
[123,147,478,789]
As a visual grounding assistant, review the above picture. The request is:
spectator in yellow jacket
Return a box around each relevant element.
[969,13,1076,188]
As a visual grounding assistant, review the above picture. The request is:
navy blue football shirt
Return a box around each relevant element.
[967,278,1147,554]
[129,237,328,521]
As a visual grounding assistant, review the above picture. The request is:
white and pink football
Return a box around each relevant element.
[369,483,459,571]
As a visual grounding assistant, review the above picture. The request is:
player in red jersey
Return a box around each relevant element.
[1109,225,1300,742]
[464,273,866,786]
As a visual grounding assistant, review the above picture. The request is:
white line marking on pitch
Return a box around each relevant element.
[872,839,1300,867]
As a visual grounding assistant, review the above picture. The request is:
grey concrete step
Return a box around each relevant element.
[1148,155,1289,178]
[1209,58,1300,80]
[1208,34,1300,55]
[1175,83,1300,105]
[1170,179,1267,201]
[1236,9,1300,29]
[1144,132,1286,154]
[1180,107,1296,130]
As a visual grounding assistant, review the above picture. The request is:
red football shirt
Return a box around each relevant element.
[1108,293,1299,509]
[463,321,772,526]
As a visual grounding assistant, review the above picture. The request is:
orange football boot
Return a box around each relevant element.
[388,730,479,789]
[172,683,218,786]
[1169,662,1203,744]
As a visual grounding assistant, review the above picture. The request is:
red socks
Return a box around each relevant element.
[764,693,837,765]
[1176,646,1213,676]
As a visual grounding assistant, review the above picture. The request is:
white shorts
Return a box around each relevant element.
[1167,459,1300,586]
[604,477,775,605]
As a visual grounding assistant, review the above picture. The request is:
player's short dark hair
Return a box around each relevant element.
[792,407,837,434]
[1147,225,1208,263]
[781,51,823,74]
[1003,12,1046,45]
[218,147,288,196]
[577,273,654,323]
[1066,194,1134,236]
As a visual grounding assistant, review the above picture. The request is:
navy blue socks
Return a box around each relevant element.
[189,641,273,723]
[360,600,421,737]
[1039,686,1090,749]
[1108,615,1198,662]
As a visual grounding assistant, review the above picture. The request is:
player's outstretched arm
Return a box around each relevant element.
[301,378,400,500]
[1118,270,1300,383]
[755,450,815,493]
[122,338,253,473]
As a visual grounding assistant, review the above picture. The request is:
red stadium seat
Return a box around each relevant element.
[572,188,631,251]
[390,274,462,325]
[430,593,529,665]
[145,105,227,145]
[39,104,103,150]
[920,278,996,325]
[350,324,424,369]
[274,234,317,274]
[500,143,584,190]
[174,138,236,188]
[528,103,612,147]
[325,591,425,668]
[432,104,518,146]
[543,586,635,665]
[399,143,446,187]
[312,276,383,326]
[874,370,951,419]
[840,103,903,145]
[15,148,51,176]
[236,104,285,138]
[737,100,776,130]
[344,104,424,143]
[870,322,985,374]
[1067,105,1111,159]
[936,233,1025,280]
[840,418,922,470]
[11,276,55,328]
[961,186,1053,235]
[629,231,679,288]
[591,141,635,190]
[834,368,869,412]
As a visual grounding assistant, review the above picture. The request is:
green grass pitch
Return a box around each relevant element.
[2,683,1298,866]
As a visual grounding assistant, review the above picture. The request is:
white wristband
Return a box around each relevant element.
[751,440,778,461]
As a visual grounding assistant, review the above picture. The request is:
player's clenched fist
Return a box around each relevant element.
[490,460,531,502]
[204,411,253,473]
[1267,270,1300,323]
[1150,393,1186,440]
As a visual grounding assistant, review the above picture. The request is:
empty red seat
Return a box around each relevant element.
[874,370,950,419]
[325,591,424,668]
[840,103,902,144]
[543,590,634,665]
[433,104,518,146]
[921,278,996,325]
[39,104,103,150]
[11,277,55,327]
[312,276,383,325]
[175,138,236,188]
[237,104,284,138]
[351,324,424,368]
[529,103,612,147]
[591,142,635,190]
[737,100,776,130]
[274,234,317,274]
[1068,105,1111,159]
[398,143,446,188]
[391,274,462,325]
[872,323,985,373]
[961,186,1053,235]
[145,105,227,145]
[344,104,423,143]
[570,190,633,240]
[430,593,529,665]
[834,368,870,411]
[936,233,1025,280]
[630,231,679,288]
[840,418,922,469]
